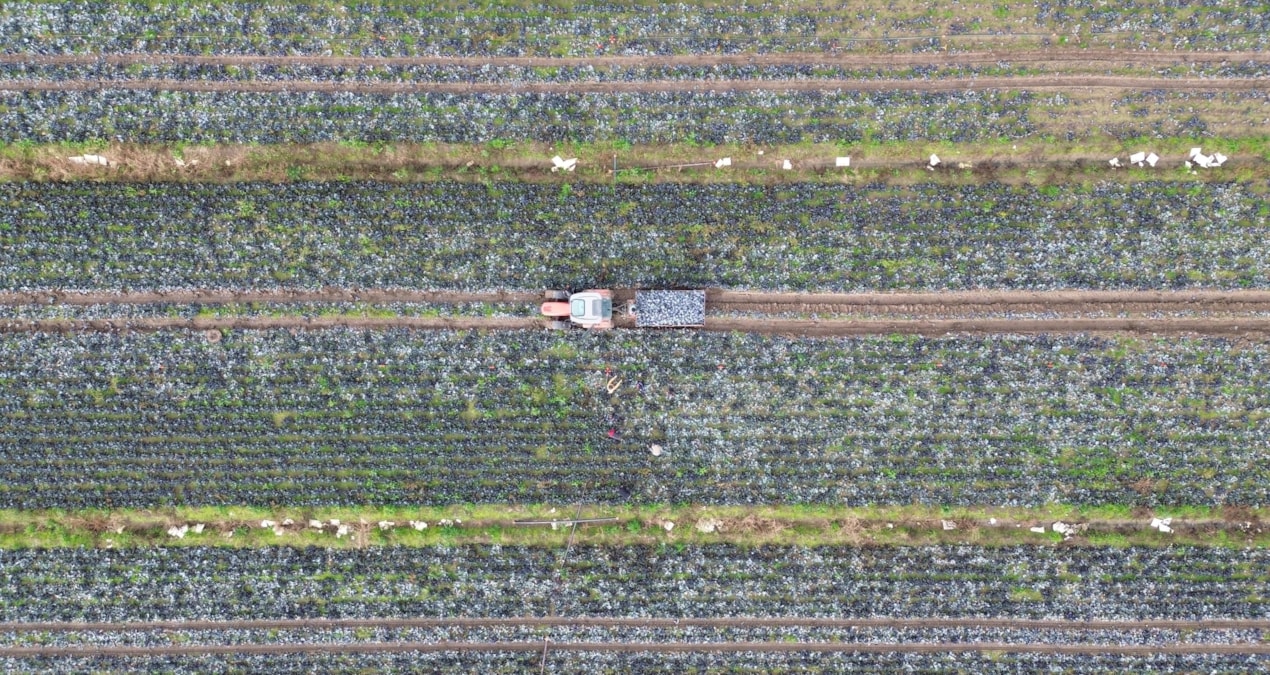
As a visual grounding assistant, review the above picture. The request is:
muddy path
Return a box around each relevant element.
[4,49,1268,69]
[0,640,1265,657]
[11,288,1270,310]
[1,74,1262,94]
[2,616,1266,633]
[11,289,1270,336]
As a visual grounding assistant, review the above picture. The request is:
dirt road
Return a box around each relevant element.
[8,289,1270,337]
[2,75,1261,94]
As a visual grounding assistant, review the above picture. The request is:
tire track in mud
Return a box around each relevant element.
[9,289,1270,336]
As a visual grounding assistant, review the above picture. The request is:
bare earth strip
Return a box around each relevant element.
[12,288,1270,312]
[1,617,1266,633]
[4,49,1269,68]
[1,641,1266,657]
[0,75,1262,94]
[9,289,1270,336]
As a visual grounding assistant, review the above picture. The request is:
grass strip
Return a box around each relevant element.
[2,137,1267,186]
[0,504,1263,550]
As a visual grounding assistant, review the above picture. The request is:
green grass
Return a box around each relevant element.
[0,504,1263,550]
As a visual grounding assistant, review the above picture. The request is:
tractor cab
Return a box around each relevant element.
[541,289,614,329]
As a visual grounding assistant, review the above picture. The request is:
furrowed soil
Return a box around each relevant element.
[10,289,1270,337]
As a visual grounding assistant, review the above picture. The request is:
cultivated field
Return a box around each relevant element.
[0,1,1267,672]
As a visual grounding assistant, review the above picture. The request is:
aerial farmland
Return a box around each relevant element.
[0,1,1268,672]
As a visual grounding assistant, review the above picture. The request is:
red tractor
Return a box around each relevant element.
[540,289,614,330]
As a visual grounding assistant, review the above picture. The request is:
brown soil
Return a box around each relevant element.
[2,75,1261,94]
[5,49,1268,68]
[0,639,1264,658]
[8,315,1270,338]
[10,289,1270,337]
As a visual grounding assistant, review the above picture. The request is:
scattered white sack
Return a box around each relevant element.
[662,521,675,532]
[1145,153,1159,167]
[1189,147,1203,159]
[410,520,428,531]
[650,444,663,457]
[886,523,894,529]
[695,518,721,534]
[329,519,340,526]
[941,520,957,531]
[260,520,275,528]
[1150,517,1174,533]
[378,521,395,530]
[1129,151,1147,165]
[68,154,115,167]
[550,155,578,172]
[336,524,350,538]
[1108,157,1121,167]
[282,518,293,526]
[781,159,792,170]
[1029,526,1046,533]
[1213,152,1227,167]
[835,156,850,167]
[1052,522,1070,534]
[714,157,731,168]
[928,153,940,166]
[167,525,188,539]
[309,519,324,529]
[1185,161,1193,169]
[988,518,997,525]
[1194,154,1212,168]
[191,524,205,534]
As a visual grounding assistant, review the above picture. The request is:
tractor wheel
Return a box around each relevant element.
[544,290,570,301]
[546,320,571,330]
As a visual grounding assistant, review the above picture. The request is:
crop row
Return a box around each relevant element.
[3,626,1261,649]
[0,88,1046,144]
[5,62,1267,84]
[1,180,1265,293]
[7,652,1265,675]
[1,544,1264,621]
[2,88,1260,144]
[0,0,1265,56]
[1,329,1269,507]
